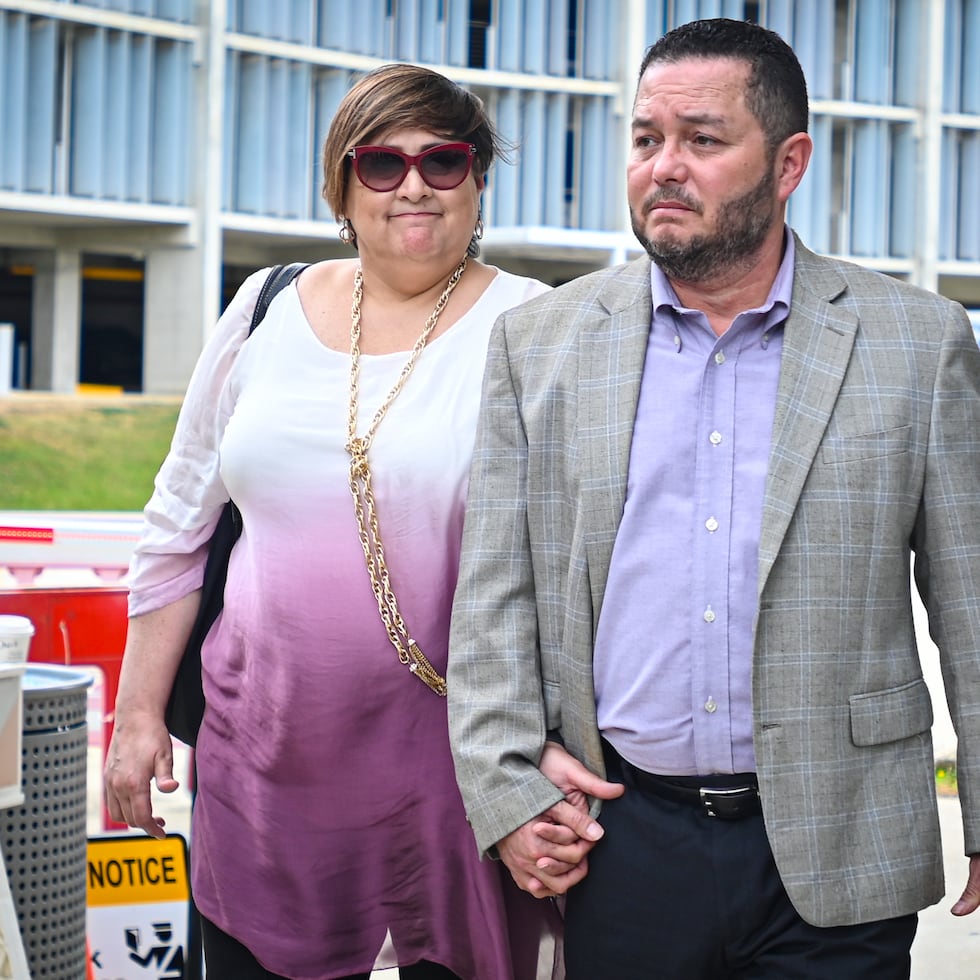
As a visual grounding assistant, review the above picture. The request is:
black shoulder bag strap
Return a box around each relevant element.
[164,262,309,747]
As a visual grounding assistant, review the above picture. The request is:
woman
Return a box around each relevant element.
[105,64,555,980]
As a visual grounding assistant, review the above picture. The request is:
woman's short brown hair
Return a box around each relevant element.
[322,63,507,218]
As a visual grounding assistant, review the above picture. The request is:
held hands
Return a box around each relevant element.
[497,742,624,899]
[104,709,180,840]
[951,854,980,916]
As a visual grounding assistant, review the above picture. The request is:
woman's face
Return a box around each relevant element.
[344,127,484,270]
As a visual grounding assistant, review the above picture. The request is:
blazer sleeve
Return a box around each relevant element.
[447,311,564,856]
[911,300,980,853]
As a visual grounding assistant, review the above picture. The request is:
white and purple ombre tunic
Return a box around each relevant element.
[127,266,553,980]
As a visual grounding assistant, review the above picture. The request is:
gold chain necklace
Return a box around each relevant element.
[345,257,467,696]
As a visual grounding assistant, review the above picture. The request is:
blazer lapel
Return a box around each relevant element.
[580,257,653,614]
[758,239,858,594]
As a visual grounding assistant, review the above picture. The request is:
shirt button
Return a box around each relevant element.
[709,431,722,445]
[705,517,719,532]
[714,351,726,365]
[705,697,718,713]
[703,606,716,623]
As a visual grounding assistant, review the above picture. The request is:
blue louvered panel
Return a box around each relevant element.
[318,1,387,55]
[643,0,668,46]
[394,0,420,61]
[546,0,568,75]
[234,54,271,213]
[577,96,612,230]
[942,0,963,113]
[312,68,351,221]
[850,119,889,256]
[290,0,316,44]
[519,91,546,224]
[854,0,892,105]
[417,0,445,64]
[223,51,239,212]
[239,0,270,37]
[287,62,314,218]
[70,27,108,197]
[227,55,314,218]
[789,0,835,101]
[444,0,469,67]
[956,131,980,261]
[317,0,352,49]
[0,13,28,191]
[937,130,959,261]
[669,0,703,28]
[103,31,132,199]
[521,0,547,75]
[582,0,610,80]
[787,114,832,255]
[490,89,521,226]
[123,0,154,16]
[24,19,57,193]
[497,0,522,72]
[265,59,291,216]
[257,60,313,219]
[128,34,152,201]
[893,0,920,107]
[665,0,744,30]
[82,0,191,17]
[150,40,191,204]
[230,54,312,215]
[889,125,915,258]
[543,92,569,226]
[234,0,311,41]
[763,0,795,43]
[959,0,980,113]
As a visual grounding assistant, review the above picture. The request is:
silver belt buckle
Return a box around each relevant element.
[699,785,757,819]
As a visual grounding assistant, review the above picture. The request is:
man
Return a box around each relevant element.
[447,17,980,979]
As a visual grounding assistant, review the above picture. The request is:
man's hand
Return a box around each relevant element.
[951,854,980,915]
[497,742,624,898]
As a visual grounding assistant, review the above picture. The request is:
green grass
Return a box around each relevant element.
[0,399,180,510]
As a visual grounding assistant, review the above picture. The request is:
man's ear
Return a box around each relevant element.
[776,132,813,202]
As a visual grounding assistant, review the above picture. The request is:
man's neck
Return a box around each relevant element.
[666,231,787,337]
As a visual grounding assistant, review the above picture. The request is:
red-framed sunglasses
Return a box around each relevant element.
[347,142,477,192]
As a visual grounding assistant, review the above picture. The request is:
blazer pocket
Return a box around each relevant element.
[820,424,912,464]
[849,677,933,747]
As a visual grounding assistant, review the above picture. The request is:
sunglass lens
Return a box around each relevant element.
[358,151,406,190]
[420,148,470,188]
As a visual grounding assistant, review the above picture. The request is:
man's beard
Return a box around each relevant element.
[631,167,776,283]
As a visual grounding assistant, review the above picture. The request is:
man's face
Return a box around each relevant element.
[627,57,780,283]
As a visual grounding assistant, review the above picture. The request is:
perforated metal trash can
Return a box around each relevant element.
[0,665,92,980]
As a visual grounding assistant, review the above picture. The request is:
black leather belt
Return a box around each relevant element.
[614,753,762,820]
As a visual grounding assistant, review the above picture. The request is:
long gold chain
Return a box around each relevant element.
[345,257,467,696]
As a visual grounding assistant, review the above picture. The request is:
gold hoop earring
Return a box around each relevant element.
[338,217,356,247]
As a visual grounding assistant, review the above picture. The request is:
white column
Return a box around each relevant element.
[31,249,81,393]
[143,248,206,395]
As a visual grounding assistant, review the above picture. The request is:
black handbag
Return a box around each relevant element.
[164,262,309,746]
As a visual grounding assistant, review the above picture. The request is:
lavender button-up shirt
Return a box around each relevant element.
[594,233,795,776]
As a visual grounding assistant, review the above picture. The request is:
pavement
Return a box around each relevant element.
[85,742,978,979]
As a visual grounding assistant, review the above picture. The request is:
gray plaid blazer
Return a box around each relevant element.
[448,235,980,927]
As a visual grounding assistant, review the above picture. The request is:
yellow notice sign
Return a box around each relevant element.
[87,834,189,907]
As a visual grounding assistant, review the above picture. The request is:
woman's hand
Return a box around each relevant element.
[104,708,180,839]
[103,592,201,838]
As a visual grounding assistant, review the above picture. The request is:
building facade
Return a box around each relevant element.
[0,0,977,394]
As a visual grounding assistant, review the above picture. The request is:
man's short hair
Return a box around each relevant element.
[639,18,809,151]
